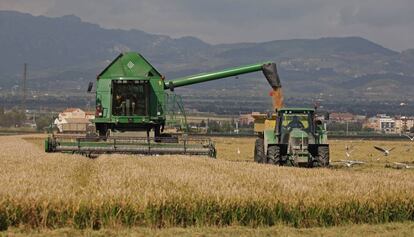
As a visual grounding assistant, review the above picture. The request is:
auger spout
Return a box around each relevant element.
[164,62,281,91]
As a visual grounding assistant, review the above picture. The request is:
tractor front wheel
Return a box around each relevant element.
[254,138,265,163]
[267,146,281,165]
[314,146,330,167]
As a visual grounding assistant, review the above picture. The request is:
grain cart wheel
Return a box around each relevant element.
[314,146,329,167]
[267,146,281,165]
[254,138,265,163]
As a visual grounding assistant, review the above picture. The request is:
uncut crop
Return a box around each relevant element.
[0,136,413,230]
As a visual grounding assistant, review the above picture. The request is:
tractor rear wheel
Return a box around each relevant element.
[267,146,281,165]
[314,146,329,167]
[254,138,265,163]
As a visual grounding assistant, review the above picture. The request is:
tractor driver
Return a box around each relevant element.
[287,115,305,129]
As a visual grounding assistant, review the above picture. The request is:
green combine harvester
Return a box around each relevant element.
[45,52,281,157]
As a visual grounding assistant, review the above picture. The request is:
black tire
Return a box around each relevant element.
[267,146,281,165]
[254,138,265,163]
[314,146,329,167]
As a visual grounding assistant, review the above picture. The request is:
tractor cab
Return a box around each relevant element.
[277,108,315,144]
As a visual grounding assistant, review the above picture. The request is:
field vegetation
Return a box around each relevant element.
[3,222,414,237]
[0,135,413,232]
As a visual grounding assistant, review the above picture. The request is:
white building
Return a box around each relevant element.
[395,116,414,134]
[377,114,395,134]
[54,108,94,133]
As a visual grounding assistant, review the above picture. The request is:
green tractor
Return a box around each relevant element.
[253,108,329,167]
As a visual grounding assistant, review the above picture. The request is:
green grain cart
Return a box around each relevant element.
[45,52,280,157]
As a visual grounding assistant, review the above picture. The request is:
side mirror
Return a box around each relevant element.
[87,82,93,93]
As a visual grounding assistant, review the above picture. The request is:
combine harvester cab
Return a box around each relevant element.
[45,52,280,158]
[253,108,329,167]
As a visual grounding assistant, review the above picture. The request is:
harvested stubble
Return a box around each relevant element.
[0,136,413,230]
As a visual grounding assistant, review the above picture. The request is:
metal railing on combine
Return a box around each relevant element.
[164,93,189,132]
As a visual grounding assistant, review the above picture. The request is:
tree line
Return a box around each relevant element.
[0,107,26,127]
[0,107,54,131]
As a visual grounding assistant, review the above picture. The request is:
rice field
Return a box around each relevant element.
[0,135,413,233]
[215,136,414,169]
[4,222,414,237]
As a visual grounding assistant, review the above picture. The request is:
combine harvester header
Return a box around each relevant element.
[45,52,281,158]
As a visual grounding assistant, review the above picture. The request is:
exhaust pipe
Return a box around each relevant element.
[262,63,281,89]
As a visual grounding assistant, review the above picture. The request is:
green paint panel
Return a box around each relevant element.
[264,129,276,144]
[290,128,309,138]
[98,53,162,79]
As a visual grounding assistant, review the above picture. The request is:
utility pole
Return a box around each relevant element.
[22,63,27,112]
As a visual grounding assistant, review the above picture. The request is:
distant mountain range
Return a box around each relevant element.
[0,10,413,104]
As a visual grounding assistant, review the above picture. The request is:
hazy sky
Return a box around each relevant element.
[1,0,413,51]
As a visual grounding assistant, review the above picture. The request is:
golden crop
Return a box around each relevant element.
[0,135,413,230]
